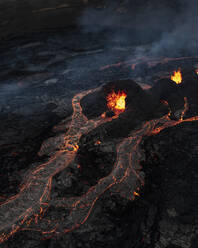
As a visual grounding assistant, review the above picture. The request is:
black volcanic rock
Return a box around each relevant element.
[181,78,198,97]
[149,78,181,102]
[80,88,107,119]
[1,25,198,248]
[76,79,167,193]
[181,73,198,97]
[181,68,198,82]
[81,79,161,120]
[142,121,198,248]
[149,78,184,117]
[81,79,168,142]
[179,69,198,114]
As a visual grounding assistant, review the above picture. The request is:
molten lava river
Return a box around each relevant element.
[0,58,198,243]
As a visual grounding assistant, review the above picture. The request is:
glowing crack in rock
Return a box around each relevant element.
[0,86,198,243]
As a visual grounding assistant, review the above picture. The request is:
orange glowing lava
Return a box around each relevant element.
[107,90,127,115]
[133,191,140,197]
[171,69,182,84]
[1,83,198,244]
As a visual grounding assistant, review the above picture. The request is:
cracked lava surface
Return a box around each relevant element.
[0,84,198,243]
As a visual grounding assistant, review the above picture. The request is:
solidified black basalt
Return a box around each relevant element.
[1,29,198,248]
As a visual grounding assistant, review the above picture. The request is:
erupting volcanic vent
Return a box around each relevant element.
[106,90,127,115]
[1,55,198,245]
[171,68,182,84]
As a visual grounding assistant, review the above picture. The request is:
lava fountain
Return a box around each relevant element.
[171,69,182,84]
[106,90,127,115]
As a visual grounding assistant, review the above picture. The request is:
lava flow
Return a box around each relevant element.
[107,90,127,115]
[171,68,182,84]
[0,86,198,243]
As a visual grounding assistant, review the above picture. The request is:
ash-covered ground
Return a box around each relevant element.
[0,17,198,248]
